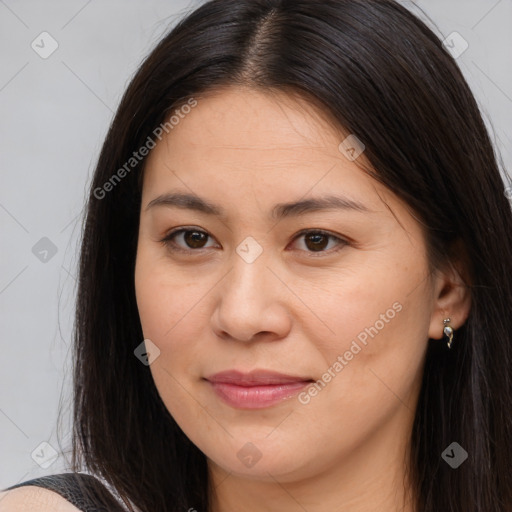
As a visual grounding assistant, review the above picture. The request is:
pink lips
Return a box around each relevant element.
[205,370,313,409]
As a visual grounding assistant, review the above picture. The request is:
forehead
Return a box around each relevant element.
[142,86,380,202]
[171,85,346,149]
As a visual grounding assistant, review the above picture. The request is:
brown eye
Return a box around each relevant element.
[304,233,330,252]
[291,229,348,256]
[160,228,217,252]
[183,230,208,248]
[160,227,347,256]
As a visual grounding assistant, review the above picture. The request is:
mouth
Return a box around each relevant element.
[204,369,315,409]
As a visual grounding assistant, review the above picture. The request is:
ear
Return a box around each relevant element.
[428,239,472,340]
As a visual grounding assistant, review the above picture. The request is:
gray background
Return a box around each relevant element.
[1,0,511,489]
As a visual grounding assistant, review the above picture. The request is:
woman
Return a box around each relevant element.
[1,0,511,510]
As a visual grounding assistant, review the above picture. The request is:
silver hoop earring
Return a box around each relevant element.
[443,318,454,349]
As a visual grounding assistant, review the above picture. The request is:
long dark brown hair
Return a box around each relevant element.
[67,0,512,510]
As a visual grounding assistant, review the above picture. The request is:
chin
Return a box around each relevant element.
[202,436,317,482]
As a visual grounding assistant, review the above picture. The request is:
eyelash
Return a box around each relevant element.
[159,227,349,257]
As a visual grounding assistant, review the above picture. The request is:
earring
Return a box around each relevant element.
[443,318,454,349]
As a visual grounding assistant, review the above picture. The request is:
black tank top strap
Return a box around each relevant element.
[3,472,126,512]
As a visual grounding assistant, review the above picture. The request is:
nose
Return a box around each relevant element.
[211,250,292,343]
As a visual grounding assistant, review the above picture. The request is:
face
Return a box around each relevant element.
[134,86,439,483]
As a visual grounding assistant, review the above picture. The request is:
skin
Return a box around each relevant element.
[134,86,471,512]
[0,487,81,511]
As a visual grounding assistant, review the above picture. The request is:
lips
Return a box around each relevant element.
[206,369,313,385]
[204,370,314,409]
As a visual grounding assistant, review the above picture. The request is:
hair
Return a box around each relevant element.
[68,0,512,510]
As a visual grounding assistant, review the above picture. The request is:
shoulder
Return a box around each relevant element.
[0,485,82,511]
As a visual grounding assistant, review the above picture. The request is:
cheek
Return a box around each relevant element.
[135,245,205,342]
[305,248,427,354]
[135,255,212,429]
[134,246,217,380]
[302,249,431,414]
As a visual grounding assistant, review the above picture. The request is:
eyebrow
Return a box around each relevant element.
[145,192,372,219]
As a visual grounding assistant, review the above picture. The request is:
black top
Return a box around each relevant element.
[2,472,127,511]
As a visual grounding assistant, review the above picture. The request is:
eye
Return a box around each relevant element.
[289,229,348,256]
[159,227,218,253]
[159,227,348,256]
